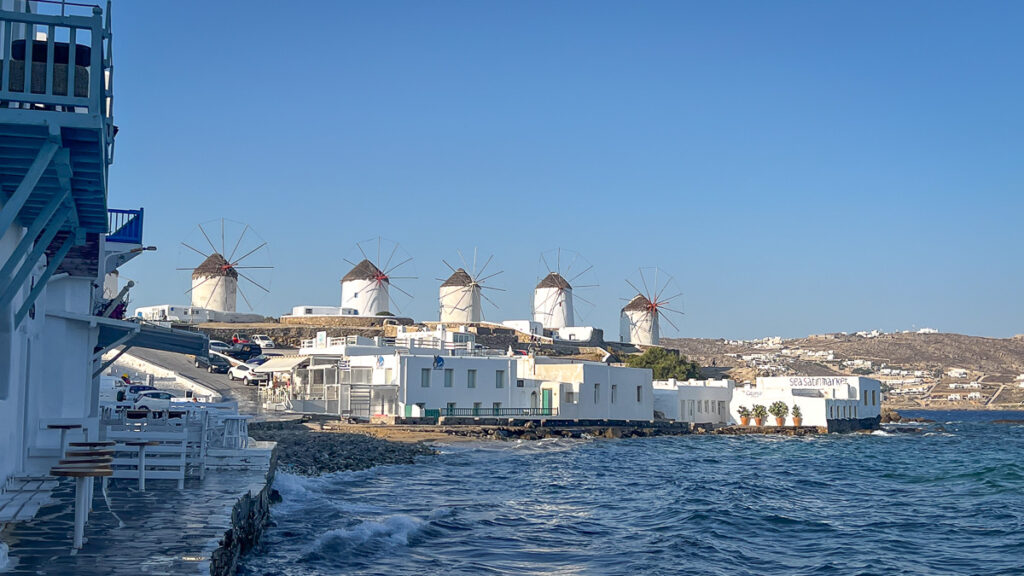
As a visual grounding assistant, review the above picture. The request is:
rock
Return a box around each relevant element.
[881,407,901,423]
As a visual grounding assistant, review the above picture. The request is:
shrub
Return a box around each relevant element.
[625,347,701,380]
[737,405,751,418]
[752,404,768,419]
[791,404,802,418]
[768,401,789,419]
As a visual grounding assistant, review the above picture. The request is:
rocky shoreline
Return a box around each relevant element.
[248,420,436,476]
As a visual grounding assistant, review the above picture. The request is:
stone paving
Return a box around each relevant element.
[0,470,268,575]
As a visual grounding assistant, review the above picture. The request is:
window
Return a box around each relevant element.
[688,399,695,417]
[594,383,600,403]
[444,369,453,388]
[421,368,430,388]
[872,390,877,406]
[472,402,482,416]
[492,402,502,415]
[863,390,868,405]
[304,308,313,314]
[446,402,456,415]
[468,369,477,388]
[516,379,525,388]
[611,384,617,403]
[565,391,575,403]
[495,370,505,389]
[385,368,393,385]
[637,386,643,403]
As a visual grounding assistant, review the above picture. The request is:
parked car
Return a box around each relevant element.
[223,342,262,362]
[195,353,231,374]
[246,354,274,366]
[228,363,269,386]
[231,333,251,344]
[251,334,275,348]
[209,340,231,353]
[124,384,156,402]
[133,390,181,411]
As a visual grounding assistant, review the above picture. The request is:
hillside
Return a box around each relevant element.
[660,332,1024,409]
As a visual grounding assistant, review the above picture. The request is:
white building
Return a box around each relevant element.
[947,393,962,401]
[516,357,654,421]
[731,376,882,430]
[556,326,595,342]
[502,320,543,337]
[191,253,237,312]
[966,391,982,401]
[282,305,356,317]
[291,332,655,422]
[134,304,264,324]
[532,272,573,329]
[620,294,658,345]
[0,3,205,493]
[341,259,389,316]
[439,268,481,323]
[947,368,969,378]
[653,379,734,425]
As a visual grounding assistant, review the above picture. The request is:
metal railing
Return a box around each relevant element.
[441,407,557,417]
[106,207,142,243]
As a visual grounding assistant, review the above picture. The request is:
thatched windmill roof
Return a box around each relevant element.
[343,259,383,282]
[622,294,652,312]
[192,253,237,279]
[441,268,475,288]
[536,272,571,290]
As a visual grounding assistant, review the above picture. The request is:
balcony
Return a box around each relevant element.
[106,207,142,244]
[0,0,115,235]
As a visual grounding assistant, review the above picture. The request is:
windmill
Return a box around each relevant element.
[532,248,597,329]
[178,219,272,312]
[438,248,504,323]
[620,267,683,345]
[341,237,416,316]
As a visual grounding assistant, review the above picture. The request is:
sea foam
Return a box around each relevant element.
[311,514,426,554]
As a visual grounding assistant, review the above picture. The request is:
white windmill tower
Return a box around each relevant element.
[532,249,597,330]
[438,250,504,323]
[341,237,416,316]
[620,267,683,345]
[180,219,272,312]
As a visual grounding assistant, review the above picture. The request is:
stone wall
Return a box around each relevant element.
[209,449,279,576]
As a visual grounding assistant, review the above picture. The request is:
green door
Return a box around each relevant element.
[542,389,552,415]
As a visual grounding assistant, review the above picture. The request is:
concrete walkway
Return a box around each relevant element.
[0,471,268,575]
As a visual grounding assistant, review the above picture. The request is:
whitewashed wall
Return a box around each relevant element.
[341,278,388,316]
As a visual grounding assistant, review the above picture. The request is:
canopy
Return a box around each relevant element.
[254,355,310,373]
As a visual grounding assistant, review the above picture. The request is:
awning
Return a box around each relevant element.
[254,355,310,373]
[48,310,207,356]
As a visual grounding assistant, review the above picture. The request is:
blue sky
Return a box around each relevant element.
[110,0,1023,339]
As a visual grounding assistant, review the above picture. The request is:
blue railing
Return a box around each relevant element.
[106,207,142,243]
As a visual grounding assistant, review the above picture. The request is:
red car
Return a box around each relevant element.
[232,333,251,344]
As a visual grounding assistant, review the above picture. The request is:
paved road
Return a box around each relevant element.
[127,348,261,413]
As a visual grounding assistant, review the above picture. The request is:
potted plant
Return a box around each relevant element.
[737,405,751,427]
[791,404,803,427]
[769,401,789,426]
[752,404,768,427]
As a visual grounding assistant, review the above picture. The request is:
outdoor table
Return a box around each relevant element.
[123,441,160,491]
[46,424,82,456]
[49,467,112,549]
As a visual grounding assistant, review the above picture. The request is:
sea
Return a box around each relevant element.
[241,411,1024,576]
